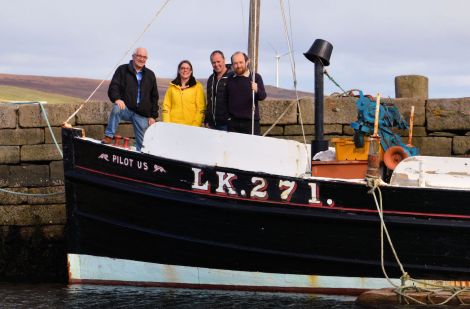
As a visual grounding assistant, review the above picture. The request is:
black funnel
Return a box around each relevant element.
[304,39,333,66]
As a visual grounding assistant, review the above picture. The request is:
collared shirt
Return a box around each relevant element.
[136,71,143,104]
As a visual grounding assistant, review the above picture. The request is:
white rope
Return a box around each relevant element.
[367,178,470,305]
[264,0,309,172]
[64,0,172,124]
[39,102,63,158]
[0,187,63,197]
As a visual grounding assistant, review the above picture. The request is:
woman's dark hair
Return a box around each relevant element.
[173,60,196,87]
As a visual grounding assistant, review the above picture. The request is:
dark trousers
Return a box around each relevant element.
[228,118,260,135]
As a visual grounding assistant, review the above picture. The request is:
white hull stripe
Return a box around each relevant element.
[68,253,401,293]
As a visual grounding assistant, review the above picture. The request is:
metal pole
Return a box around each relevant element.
[312,61,328,156]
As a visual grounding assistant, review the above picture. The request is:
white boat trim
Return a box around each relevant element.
[68,253,401,295]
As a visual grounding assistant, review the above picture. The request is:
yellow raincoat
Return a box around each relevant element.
[162,81,206,126]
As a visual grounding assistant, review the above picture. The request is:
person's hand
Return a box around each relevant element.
[115,99,126,110]
[251,82,258,93]
[148,118,156,126]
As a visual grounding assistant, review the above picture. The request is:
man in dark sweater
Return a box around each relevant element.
[103,47,159,151]
[225,51,266,135]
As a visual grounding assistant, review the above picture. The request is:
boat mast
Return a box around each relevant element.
[248,0,260,135]
[247,0,260,73]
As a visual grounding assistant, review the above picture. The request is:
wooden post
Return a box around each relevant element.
[248,0,260,72]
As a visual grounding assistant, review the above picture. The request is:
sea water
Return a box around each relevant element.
[0,283,433,308]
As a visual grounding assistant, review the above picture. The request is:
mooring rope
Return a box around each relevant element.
[39,102,63,158]
[2,102,65,197]
[366,178,470,305]
[0,188,63,197]
[63,0,172,124]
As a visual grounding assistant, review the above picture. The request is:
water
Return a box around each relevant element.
[0,284,365,308]
[0,284,455,308]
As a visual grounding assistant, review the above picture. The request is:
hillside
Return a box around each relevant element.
[0,85,82,104]
[0,73,312,102]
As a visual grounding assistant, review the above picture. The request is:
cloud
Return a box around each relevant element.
[1,0,470,98]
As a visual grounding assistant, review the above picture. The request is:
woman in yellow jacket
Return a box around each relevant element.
[162,60,206,126]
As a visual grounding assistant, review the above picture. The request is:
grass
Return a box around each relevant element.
[0,85,82,104]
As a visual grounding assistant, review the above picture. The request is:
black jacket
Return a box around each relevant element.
[108,61,159,118]
[205,66,231,126]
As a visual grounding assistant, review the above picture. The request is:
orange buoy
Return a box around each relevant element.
[384,146,408,170]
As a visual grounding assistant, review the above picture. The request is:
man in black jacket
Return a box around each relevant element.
[226,51,266,135]
[103,47,158,151]
[204,50,231,131]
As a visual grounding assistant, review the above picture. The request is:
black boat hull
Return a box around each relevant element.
[63,128,470,291]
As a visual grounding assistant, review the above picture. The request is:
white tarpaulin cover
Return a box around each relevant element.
[142,122,310,178]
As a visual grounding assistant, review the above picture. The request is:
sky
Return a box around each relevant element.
[1,0,470,99]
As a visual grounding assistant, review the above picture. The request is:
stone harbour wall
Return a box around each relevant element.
[1,93,470,281]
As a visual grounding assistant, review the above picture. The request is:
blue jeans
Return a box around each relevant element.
[209,123,228,131]
[104,104,149,151]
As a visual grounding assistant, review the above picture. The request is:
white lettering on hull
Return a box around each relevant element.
[191,167,210,192]
[215,172,238,196]
[251,177,268,200]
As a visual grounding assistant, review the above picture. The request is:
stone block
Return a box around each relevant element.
[44,127,62,144]
[18,103,78,128]
[324,97,358,124]
[50,161,64,185]
[156,100,163,122]
[76,101,113,125]
[0,165,9,187]
[395,75,428,99]
[284,125,313,136]
[324,124,343,135]
[0,204,66,226]
[343,126,355,136]
[259,99,298,125]
[426,98,470,131]
[429,132,457,137]
[284,124,342,136]
[412,137,452,156]
[388,98,426,126]
[260,125,284,136]
[394,126,427,138]
[0,146,20,164]
[452,136,470,155]
[0,187,28,205]
[298,97,314,125]
[0,104,18,128]
[9,165,50,187]
[27,186,65,205]
[116,124,135,138]
[299,96,357,125]
[41,225,65,241]
[0,128,44,145]
[21,144,63,162]
[77,125,105,140]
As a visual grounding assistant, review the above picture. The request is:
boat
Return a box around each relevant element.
[62,1,470,296]
[63,113,470,295]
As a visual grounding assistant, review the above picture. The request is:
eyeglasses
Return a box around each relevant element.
[179,66,192,71]
[134,54,148,60]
